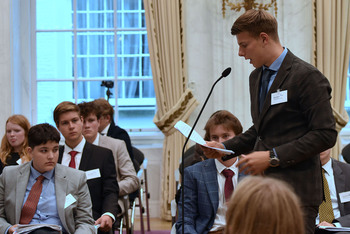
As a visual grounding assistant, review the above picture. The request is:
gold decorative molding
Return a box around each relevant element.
[222,0,278,18]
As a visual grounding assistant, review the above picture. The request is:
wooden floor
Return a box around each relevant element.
[134,217,172,231]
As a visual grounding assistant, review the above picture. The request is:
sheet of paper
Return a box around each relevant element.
[318,226,350,232]
[174,120,234,155]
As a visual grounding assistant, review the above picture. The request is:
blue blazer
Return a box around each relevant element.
[176,158,244,234]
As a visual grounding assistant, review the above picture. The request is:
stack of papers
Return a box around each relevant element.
[174,120,234,155]
[14,224,62,234]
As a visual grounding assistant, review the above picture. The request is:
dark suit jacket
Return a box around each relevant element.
[223,50,337,207]
[332,159,350,227]
[176,159,244,234]
[58,142,120,224]
[107,119,135,168]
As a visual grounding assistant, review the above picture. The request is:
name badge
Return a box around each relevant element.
[271,90,287,105]
[339,191,350,203]
[86,168,101,180]
[64,194,76,209]
[16,158,22,165]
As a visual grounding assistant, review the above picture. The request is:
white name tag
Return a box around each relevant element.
[16,158,22,165]
[271,90,287,105]
[64,194,76,209]
[85,168,101,180]
[339,191,350,203]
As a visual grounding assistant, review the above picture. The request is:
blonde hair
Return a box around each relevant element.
[0,115,31,165]
[225,176,304,234]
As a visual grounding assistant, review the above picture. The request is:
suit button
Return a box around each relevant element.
[258,136,263,141]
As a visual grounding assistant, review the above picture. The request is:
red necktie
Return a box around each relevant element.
[222,169,234,202]
[19,175,45,224]
[69,151,78,168]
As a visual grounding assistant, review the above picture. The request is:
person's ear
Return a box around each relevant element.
[27,147,33,156]
[260,32,269,44]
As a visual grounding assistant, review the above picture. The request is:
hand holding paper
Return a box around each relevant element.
[174,120,234,155]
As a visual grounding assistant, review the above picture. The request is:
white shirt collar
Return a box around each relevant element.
[322,158,332,175]
[92,133,100,145]
[215,158,238,175]
[64,137,86,154]
[101,123,110,135]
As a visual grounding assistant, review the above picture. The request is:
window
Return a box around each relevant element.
[33,0,157,131]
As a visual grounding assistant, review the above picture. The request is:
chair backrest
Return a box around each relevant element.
[133,146,145,168]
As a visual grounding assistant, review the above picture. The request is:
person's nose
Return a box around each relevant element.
[238,48,244,57]
[68,122,74,129]
[48,151,54,159]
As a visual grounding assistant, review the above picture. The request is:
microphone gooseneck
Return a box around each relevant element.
[181,67,231,234]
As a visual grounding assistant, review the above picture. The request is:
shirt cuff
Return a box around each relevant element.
[272,148,279,158]
[102,212,116,223]
[5,225,12,234]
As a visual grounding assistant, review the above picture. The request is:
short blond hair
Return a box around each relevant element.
[225,176,304,234]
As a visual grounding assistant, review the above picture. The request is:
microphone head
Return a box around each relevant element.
[222,67,232,77]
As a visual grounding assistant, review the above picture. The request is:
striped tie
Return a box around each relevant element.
[19,175,45,224]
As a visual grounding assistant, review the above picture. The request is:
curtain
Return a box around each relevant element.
[144,0,199,220]
[313,0,350,159]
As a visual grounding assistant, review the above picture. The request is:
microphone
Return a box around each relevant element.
[180,67,231,234]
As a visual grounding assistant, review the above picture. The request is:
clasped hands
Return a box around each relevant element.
[202,141,270,175]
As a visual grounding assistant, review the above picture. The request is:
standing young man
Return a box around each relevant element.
[203,10,337,234]
[54,101,119,234]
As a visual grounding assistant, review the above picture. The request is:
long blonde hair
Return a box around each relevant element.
[0,115,31,165]
[225,176,304,234]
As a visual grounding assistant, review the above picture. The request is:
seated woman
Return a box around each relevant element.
[0,115,31,174]
[225,176,304,234]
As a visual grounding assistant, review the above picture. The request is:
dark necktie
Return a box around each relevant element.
[19,175,45,224]
[69,151,78,169]
[222,169,234,202]
[259,69,274,112]
[319,168,335,223]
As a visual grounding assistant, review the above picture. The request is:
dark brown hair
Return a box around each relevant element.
[78,101,101,120]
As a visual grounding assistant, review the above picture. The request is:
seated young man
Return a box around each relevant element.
[78,101,139,214]
[0,123,95,234]
[92,98,136,169]
[176,110,244,234]
[315,148,350,234]
[53,101,119,234]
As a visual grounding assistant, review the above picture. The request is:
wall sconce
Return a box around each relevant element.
[222,0,277,18]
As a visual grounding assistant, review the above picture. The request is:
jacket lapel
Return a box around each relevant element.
[257,50,294,126]
[202,159,219,213]
[333,159,346,215]
[79,142,90,171]
[16,163,31,223]
[54,165,69,232]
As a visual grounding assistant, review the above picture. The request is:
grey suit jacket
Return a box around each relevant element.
[98,134,139,196]
[176,158,244,234]
[332,159,350,227]
[223,50,337,207]
[0,162,95,234]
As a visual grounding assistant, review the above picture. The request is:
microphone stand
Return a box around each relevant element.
[181,67,231,234]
